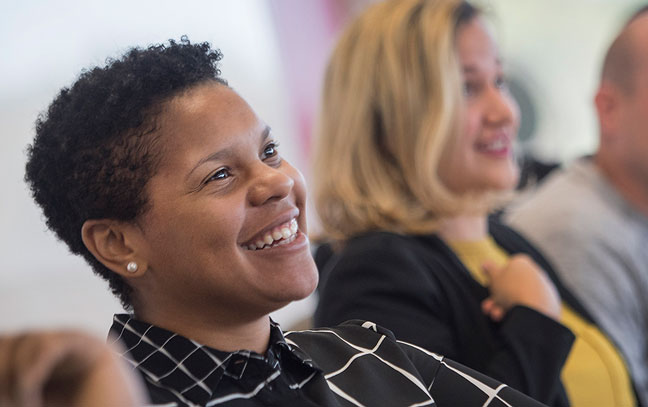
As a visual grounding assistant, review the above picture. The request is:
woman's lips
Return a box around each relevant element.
[242,218,299,251]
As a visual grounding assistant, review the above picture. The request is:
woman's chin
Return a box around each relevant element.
[271,257,319,305]
[485,168,520,192]
[290,262,319,300]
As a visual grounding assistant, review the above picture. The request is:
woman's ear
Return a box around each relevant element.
[81,220,148,278]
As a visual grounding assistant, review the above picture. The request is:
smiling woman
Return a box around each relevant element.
[312,1,636,406]
[23,36,548,406]
[311,0,578,406]
[81,83,319,350]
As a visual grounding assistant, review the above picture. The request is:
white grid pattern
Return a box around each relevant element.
[110,315,318,406]
[112,317,217,395]
[111,315,545,407]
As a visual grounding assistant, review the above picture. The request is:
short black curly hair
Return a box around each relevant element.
[25,37,226,309]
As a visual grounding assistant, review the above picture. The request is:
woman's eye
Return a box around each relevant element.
[495,76,507,89]
[206,168,230,183]
[463,82,477,97]
[262,142,280,159]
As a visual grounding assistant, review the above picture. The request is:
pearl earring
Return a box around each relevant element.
[126,262,138,273]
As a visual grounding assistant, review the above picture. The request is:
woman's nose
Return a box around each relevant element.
[246,163,294,207]
[485,87,518,126]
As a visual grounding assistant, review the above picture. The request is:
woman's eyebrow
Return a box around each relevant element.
[462,58,503,74]
[259,125,271,143]
[185,147,234,181]
[186,125,272,180]
[462,65,479,75]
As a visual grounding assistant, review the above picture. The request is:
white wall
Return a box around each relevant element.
[0,0,313,335]
[485,0,643,162]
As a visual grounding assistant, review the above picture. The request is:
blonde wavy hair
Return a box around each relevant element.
[313,0,490,240]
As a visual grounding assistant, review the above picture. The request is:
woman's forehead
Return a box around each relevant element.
[162,85,259,139]
[456,18,500,70]
[153,85,266,167]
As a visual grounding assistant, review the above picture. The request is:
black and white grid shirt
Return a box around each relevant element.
[109,314,547,407]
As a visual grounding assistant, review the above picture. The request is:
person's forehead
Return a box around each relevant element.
[162,85,258,136]
[169,83,238,115]
[147,85,265,182]
[456,19,499,67]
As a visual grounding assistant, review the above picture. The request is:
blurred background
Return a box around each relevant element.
[0,0,643,335]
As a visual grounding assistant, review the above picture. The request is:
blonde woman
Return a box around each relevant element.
[313,1,637,406]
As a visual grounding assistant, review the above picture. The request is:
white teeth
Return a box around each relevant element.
[277,234,296,246]
[485,139,506,151]
[244,218,300,250]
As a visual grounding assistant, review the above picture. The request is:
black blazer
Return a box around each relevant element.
[314,220,579,406]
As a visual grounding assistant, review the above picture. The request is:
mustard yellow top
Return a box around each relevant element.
[449,237,636,407]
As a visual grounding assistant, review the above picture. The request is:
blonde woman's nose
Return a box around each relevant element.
[485,86,518,126]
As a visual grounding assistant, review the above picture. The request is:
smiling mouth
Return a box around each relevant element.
[242,218,299,251]
[476,135,512,155]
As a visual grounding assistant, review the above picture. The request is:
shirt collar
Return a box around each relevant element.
[108,314,318,406]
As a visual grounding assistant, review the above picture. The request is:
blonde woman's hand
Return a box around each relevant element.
[481,254,561,322]
[0,330,146,407]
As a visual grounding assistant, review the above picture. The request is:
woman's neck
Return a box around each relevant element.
[437,215,488,242]
[134,307,272,354]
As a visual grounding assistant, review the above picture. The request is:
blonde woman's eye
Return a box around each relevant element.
[495,76,507,89]
[463,82,477,97]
